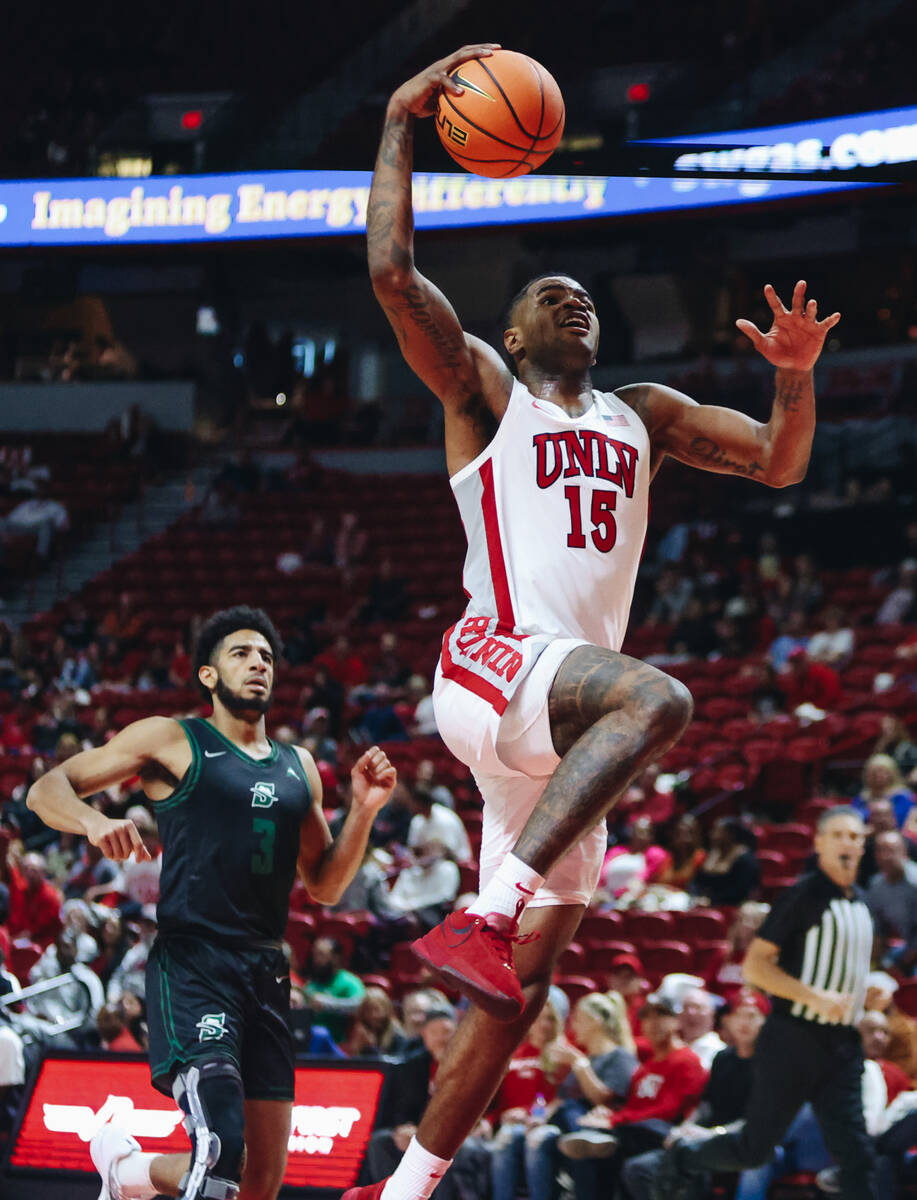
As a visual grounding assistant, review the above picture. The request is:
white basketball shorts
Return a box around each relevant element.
[433,615,606,908]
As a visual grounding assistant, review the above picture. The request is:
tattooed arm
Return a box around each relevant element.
[368,46,512,473]
[616,280,841,487]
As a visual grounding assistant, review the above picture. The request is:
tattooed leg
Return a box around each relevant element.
[511,645,693,875]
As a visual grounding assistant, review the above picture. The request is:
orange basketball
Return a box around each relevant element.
[435,49,565,178]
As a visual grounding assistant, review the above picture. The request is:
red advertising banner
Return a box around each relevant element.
[8,1056,386,1192]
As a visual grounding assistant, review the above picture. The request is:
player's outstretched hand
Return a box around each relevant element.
[736,281,840,371]
[87,813,152,863]
[351,746,397,814]
[390,44,501,119]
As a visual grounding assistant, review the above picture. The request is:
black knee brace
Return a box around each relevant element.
[172,1059,245,1200]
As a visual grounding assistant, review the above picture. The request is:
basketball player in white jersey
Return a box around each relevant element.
[343,44,841,1200]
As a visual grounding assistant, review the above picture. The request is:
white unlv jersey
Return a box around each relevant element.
[450,377,651,650]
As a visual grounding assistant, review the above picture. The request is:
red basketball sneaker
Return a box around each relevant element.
[341,1179,389,1199]
[410,909,537,1021]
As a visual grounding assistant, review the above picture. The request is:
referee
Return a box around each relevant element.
[654,806,877,1200]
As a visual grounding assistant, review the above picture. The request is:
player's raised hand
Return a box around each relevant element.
[390,44,501,119]
[736,281,841,371]
[87,813,152,863]
[351,746,397,814]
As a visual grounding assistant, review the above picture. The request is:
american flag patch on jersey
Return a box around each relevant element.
[602,412,630,426]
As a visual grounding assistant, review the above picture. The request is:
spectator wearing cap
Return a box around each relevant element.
[779,646,842,713]
[556,991,706,1199]
[864,971,917,1082]
[301,706,338,765]
[399,988,452,1052]
[623,989,769,1200]
[866,831,917,975]
[690,818,760,908]
[853,755,915,830]
[606,953,650,1038]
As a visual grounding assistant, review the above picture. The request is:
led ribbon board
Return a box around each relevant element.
[0,105,912,246]
[6,1056,387,1193]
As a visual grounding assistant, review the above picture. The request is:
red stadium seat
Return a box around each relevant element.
[9,940,42,985]
[690,940,729,984]
[619,912,674,941]
[675,910,727,943]
[758,824,812,857]
[553,975,602,1006]
[894,982,917,1018]
[360,974,393,995]
[284,915,314,971]
[557,943,587,974]
[576,913,624,943]
[639,941,694,984]
[587,944,641,975]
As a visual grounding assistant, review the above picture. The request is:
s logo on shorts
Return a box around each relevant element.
[196,1012,227,1042]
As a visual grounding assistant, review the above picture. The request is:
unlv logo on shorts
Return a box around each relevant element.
[250,781,278,808]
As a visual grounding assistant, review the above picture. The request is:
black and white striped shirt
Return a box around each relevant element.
[757,868,874,1026]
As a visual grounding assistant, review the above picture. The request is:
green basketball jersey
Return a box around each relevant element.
[154,717,312,945]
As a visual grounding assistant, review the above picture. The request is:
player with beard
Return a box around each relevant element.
[26,606,397,1200]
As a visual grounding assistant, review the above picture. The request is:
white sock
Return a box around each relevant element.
[467,853,544,920]
[113,1149,158,1199]
[381,1136,452,1200]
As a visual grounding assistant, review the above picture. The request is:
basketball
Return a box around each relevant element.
[435,49,565,178]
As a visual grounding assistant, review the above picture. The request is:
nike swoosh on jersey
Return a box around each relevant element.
[287,767,299,778]
[204,750,226,758]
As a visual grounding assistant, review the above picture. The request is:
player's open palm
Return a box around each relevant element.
[351,746,397,814]
[737,280,840,372]
[390,44,500,119]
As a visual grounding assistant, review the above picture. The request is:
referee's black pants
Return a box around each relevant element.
[679,1013,877,1200]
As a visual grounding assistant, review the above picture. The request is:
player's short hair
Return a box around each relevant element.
[502,272,573,330]
[193,606,283,700]
[817,805,865,833]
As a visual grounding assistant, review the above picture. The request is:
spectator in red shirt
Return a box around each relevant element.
[556,993,707,1198]
[315,634,368,689]
[7,851,62,948]
[780,646,842,712]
